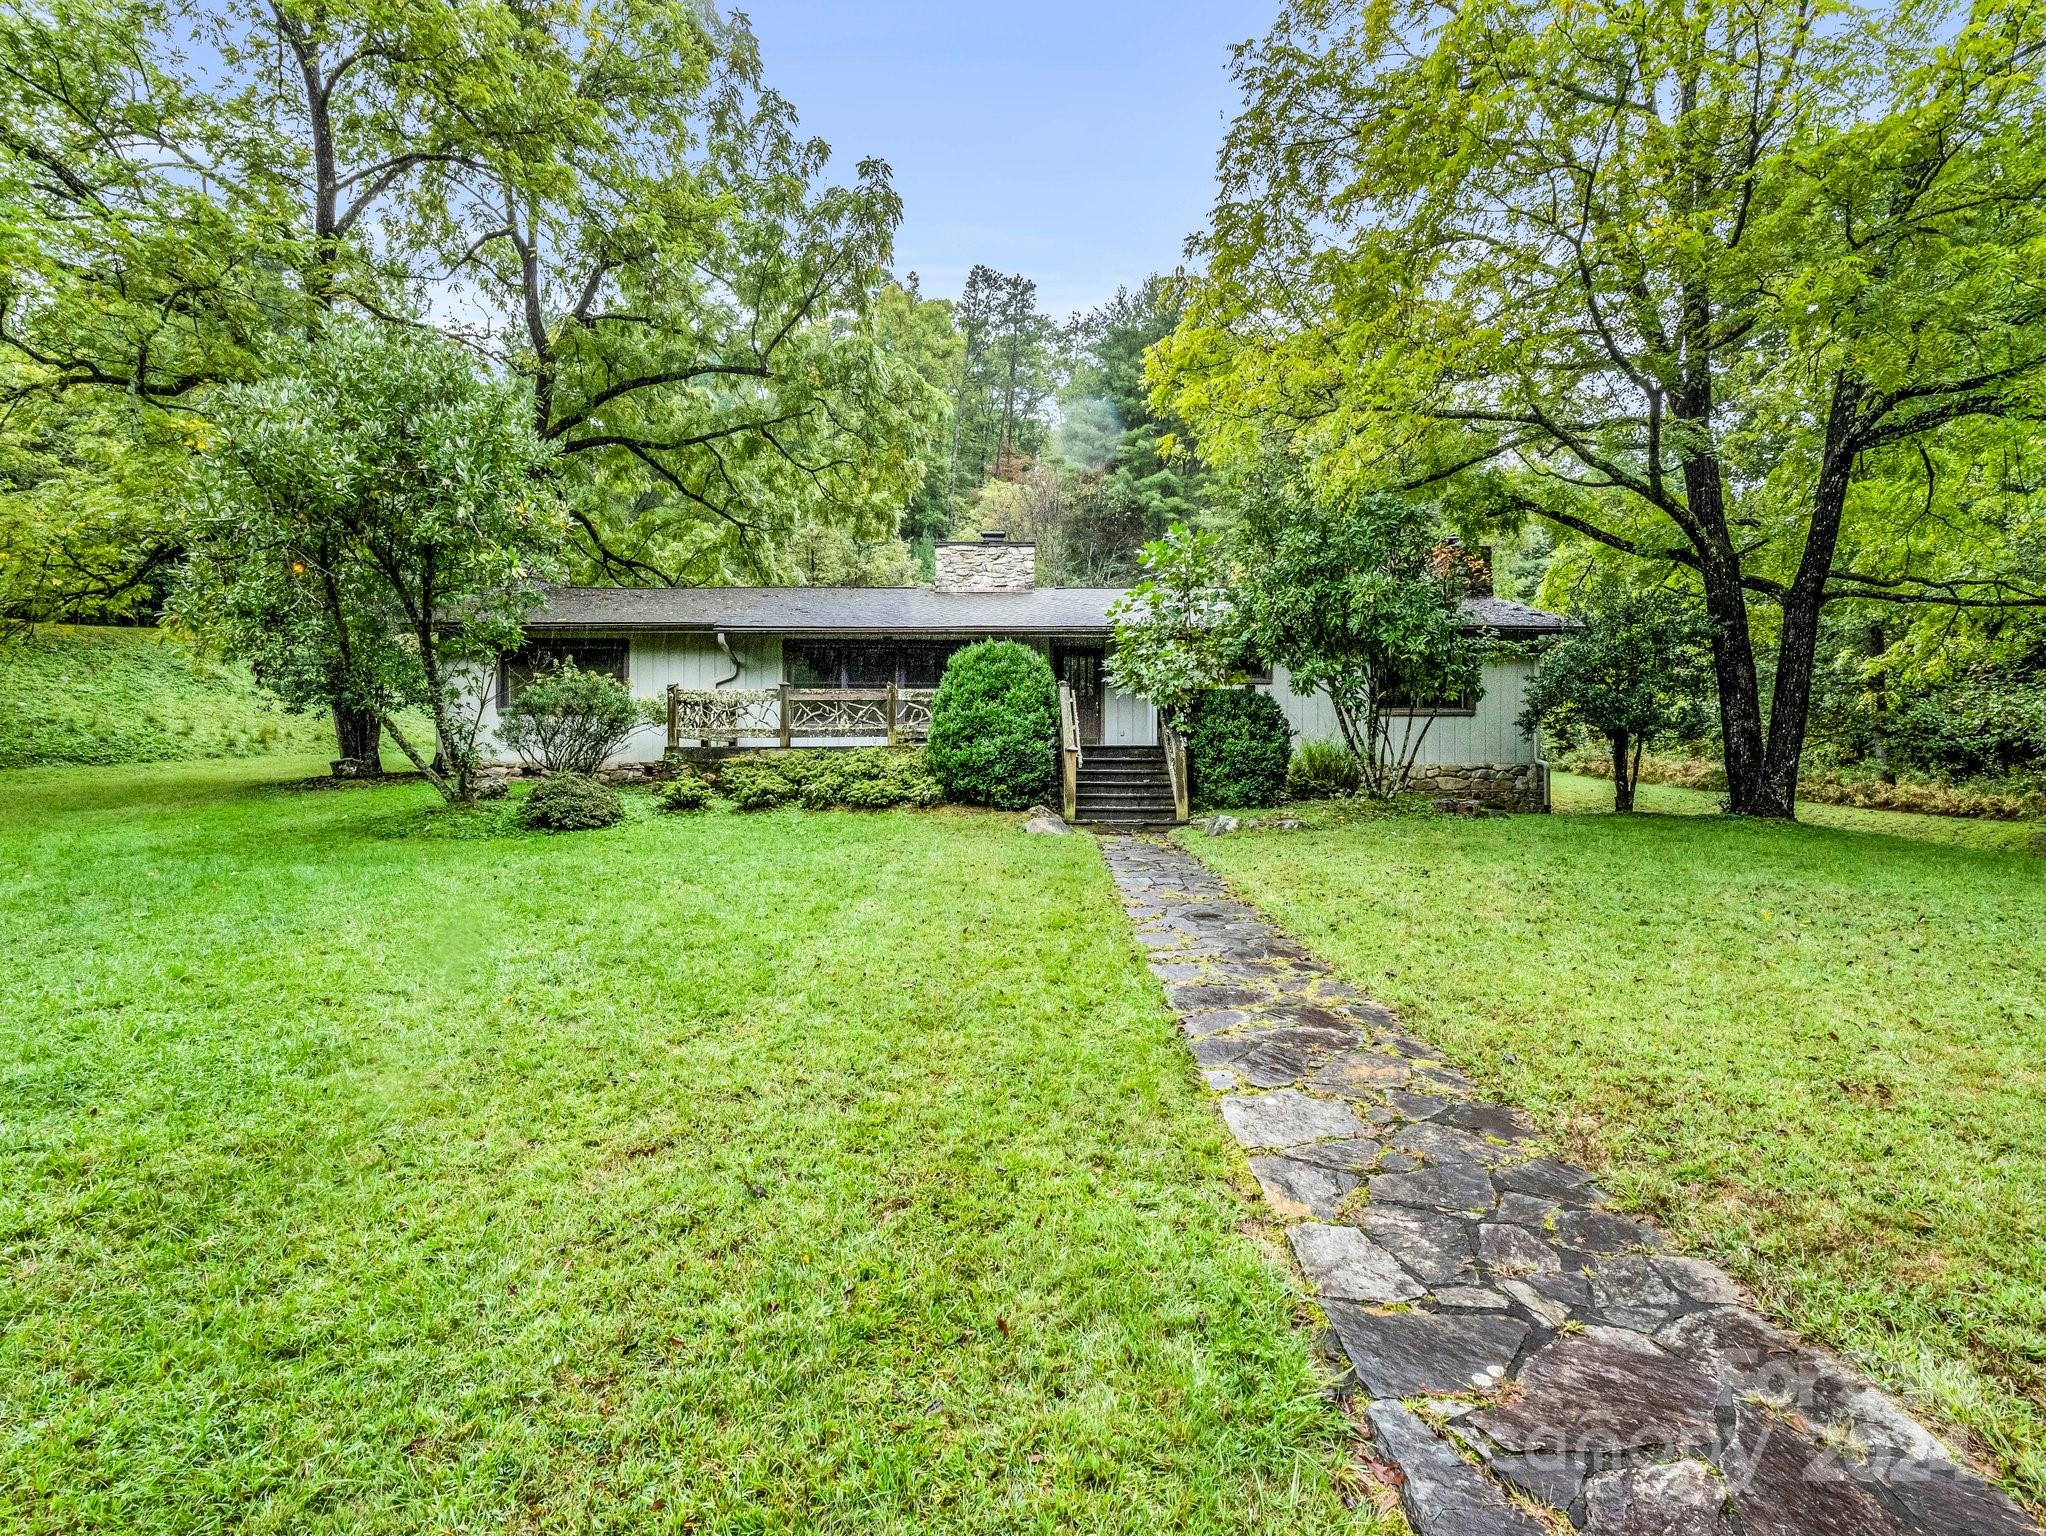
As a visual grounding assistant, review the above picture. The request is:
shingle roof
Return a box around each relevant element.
[524,585,1573,636]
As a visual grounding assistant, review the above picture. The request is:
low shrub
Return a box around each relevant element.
[684,748,943,811]
[658,772,714,812]
[518,772,623,831]
[498,664,642,775]
[722,758,795,811]
[1288,738,1362,800]
[1563,747,2046,822]
[924,640,1058,809]
[1186,689,1292,811]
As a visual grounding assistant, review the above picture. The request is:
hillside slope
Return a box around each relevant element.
[0,625,329,769]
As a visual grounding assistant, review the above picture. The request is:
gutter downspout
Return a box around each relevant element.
[714,630,741,689]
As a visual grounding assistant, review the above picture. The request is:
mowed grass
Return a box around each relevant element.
[0,759,1384,1536]
[1187,780,2046,1511]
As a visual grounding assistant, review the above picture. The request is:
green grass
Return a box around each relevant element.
[0,625,331,768]
[1554,769,2046,853]
[0,757,1385,1536]
[1186,783,2046,1511]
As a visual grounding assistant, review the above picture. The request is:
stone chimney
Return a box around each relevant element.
[1430,537,1494,597]
[934,530,1037,593]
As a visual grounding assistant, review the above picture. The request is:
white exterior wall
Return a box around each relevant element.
[1102,678,1159,746]
[473,630,779,765]
[1259,655,1543,765]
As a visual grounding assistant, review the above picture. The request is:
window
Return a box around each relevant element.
[1379,682,1478,715]
[498,639,628,707]
[786,638,964,689]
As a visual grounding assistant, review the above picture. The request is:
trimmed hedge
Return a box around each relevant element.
[924,640,1058,809]
[722,759,796,811]
[518,772,623,831]
[681,748,944,811]
[1187,689,1292,811]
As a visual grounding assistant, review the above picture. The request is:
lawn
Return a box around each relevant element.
[0,758,1384,1536]
[0,626,332,768]
[1185,777,2046,1511]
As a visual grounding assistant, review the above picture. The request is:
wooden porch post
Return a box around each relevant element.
[778,682,792,748]
[886,681,899,746]
[665,684,680,755]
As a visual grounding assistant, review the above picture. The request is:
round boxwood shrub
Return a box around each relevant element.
[1186,689,1293,811]
[658,772,713,812]
[924,640,1058,809]
[519,771,623,831]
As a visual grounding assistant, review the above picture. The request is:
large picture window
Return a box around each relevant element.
[785,639,964,690]
[498,639,628,707]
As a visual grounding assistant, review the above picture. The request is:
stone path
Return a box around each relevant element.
[1102,835,2037,1536]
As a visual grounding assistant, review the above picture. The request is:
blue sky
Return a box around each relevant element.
[742,1,1273,320]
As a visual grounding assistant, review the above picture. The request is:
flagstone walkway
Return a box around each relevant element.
[1102,835,2037,1536]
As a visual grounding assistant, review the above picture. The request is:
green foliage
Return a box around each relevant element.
[946,266,1058,506]
[1186,690,1292,812]
[1105,524,1242,730]
[0,0,947,621]
[1287,738,1363,801]
[1162,0,2046,817]
[1887,678,2046,783]
[1054,278,1205,532]
[499,665,642,777]
[0,624,328,768]
[179,321,562,802]
[1518,590,1717,811]
[517,772,623,832]
[1231,473,1484,799]
[657,771,714,812]
[925,640,1058,809]
[721,758,796,811]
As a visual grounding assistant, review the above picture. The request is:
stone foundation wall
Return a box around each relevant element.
[1408,760,1550,813]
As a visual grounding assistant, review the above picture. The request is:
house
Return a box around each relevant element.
[474,532,1572,820]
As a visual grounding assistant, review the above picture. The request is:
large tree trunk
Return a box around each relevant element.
[1610,730,1635,813]
[1754,382,1862,819]
[1693,538,1768,815]
[331,704,381,773]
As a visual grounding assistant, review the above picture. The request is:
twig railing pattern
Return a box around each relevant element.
[666,684,937,749]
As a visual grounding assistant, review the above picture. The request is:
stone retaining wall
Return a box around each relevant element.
[1408,760,1549,813]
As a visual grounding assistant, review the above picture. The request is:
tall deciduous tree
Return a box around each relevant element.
[180,322,561,800]
[1159,0,2046,817]
[0,0,945,727]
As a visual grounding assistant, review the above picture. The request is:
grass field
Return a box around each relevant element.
[1187,778,2046,1511]
[0,625,330,768]
[0,759,1384,1536]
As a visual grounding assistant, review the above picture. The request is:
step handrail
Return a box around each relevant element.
[1160,724,1190,824]
[1058,682,1082,821]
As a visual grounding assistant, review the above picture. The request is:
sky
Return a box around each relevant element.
[741,1,1275,320]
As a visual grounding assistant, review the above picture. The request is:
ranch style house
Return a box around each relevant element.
[474,532,1572,823]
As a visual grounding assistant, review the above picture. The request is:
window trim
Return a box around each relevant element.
[783,637,962,690]
[497,638,629,708]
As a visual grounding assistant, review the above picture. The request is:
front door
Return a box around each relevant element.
[1051,644,1104,745]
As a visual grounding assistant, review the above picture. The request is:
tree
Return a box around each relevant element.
[1159,0,2046,818]
[1105,524,1241,730]
[1,0,947,728]
[1231,474,1484,800]
[1055,278,1204,536]
[1518,590,1716,811]
[181,323,561,800]
[946,265,1057,507]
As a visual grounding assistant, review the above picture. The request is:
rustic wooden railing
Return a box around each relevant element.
[1058,681,1081,822]
[1161,721,1190,824]
[666,684,936,750]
